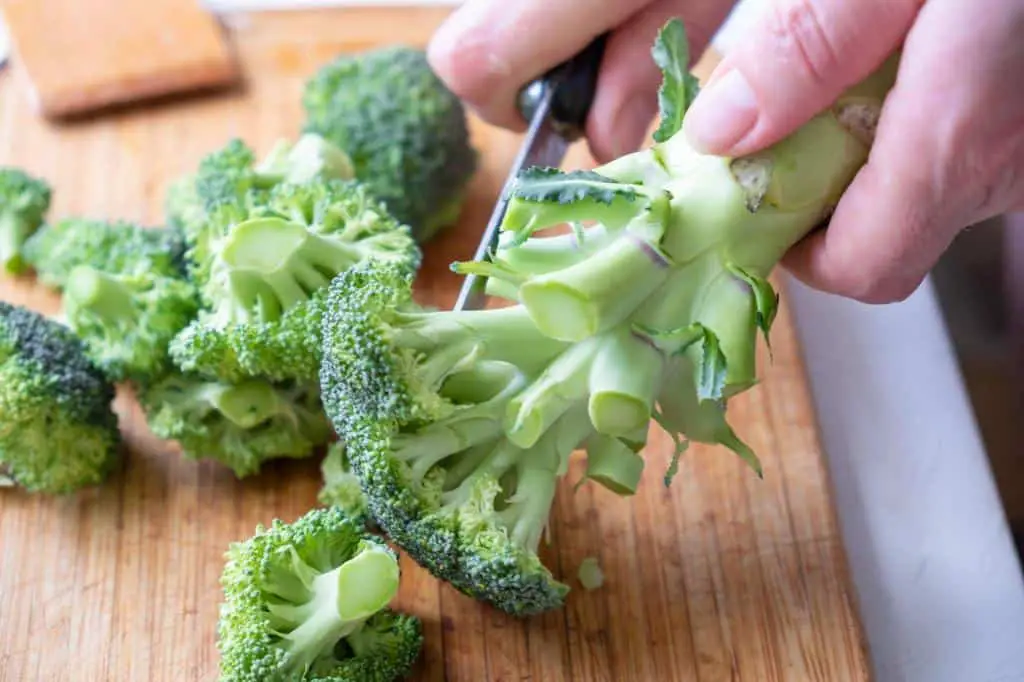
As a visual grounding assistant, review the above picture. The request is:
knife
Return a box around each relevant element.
[453,34,608,311]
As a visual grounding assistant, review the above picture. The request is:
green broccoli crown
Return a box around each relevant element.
[62,265,200,383]
[302,45,478,242]
[318,442,368,521]
[173,178,419,384]
[139,373,333,478]
[23,218,187,290]
[217,506,422,682]
[0,301,121,494]
[0,167,52,274]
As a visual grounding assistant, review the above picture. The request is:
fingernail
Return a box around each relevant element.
[611,97,656,157]
[683,67,759,154]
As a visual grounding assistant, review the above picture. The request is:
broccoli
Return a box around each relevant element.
[170,177,419,383]
[0,301,121,494]
[318,20,900,615]
[217,506,423,682]
[23,217,186,290]
[165,134,354,255]
[302,45,477,242]
[318,442,368,520]
[0,168,51,275]
[61,265,199,383]
[139,373,333,478]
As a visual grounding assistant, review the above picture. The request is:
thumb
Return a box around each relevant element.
[682,0,922,157]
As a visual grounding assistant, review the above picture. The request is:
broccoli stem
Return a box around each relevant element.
[204,380,284,429]
[0,213,30,273]
[63,266,133,323]
[393,305,570,378]
[519,234,672,342]
[267,543,400,675]
[503,336,599,449]
[587,329,664,436]
[583,433,645,495]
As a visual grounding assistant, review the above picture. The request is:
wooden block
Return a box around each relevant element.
[0,0,240,118]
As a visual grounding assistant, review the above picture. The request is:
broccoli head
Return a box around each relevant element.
[217,506,422,682]
[318,442,368,521]
[0,301,121,494]
[62,265,199,383]
[0,167,52,275]
[139,374,333,478]
[23,218,186,290]
[170,177,419,383]
[302,45,477,242]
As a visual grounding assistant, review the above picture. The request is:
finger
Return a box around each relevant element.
[427,0,653,131]
[682,0,922,157]
[783,0,1024,304]
[585,0,737,162]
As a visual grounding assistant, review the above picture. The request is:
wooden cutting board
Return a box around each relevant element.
[0,8,871,681]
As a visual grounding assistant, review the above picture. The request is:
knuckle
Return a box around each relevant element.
[766,0,842,89]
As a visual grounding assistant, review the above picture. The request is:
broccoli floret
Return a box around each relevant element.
[166,135,354,253]
[0,168,52,275]
[23,218,186,290]
[318,442,368,520]
[170,178,419,383]
[139,373,333,478]
[217,506,423,682]
[302,45,477,242]
[0,301,120,494]
[61,265,199,383]
[319,20,900,616]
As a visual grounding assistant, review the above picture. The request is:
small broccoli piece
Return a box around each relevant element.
[0,301,120,494]
[170,178,419,383]
[0,167,52,275]
[139,373,333,478]
[23,218,186,290]
[302,45,477,242]
[217,506,423,682]
[166,135,354,254]
[318,442,368,520]
[61,265,199,383]
[577,557,604,591]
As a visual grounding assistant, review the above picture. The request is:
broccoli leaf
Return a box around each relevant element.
[651,18,701,143]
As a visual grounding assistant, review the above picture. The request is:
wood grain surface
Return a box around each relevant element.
[0,0,238,118]
[0,8,870,681]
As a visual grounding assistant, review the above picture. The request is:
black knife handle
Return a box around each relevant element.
[516,33,608,142]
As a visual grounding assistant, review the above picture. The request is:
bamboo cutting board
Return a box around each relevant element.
[0,8,871,681]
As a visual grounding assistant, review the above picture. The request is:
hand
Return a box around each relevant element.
[428,0,1024,304]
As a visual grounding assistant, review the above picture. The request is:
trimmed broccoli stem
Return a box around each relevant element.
[496,225,613,275]
[587,329,664,436]
[583,433,645,495]
[693,271,760,392]
[393,305,570,377]
[266,544,400,674]
[519,235,672,342]
[503,336,599,449]
[63,266,132,323]
[204,380,286,429]
[0,213,31,273]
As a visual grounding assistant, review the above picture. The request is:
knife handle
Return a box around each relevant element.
[516,33,608,142]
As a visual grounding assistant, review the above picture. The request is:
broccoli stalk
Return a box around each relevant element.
[217,506,422,681]
[320,18,900,616]
[318,442,368,519]
[0,168,51,275]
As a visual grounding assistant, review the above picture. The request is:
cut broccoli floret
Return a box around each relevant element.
[0,167,52,275]
[0,301,120,494]
[217,506,423,682]
[170,177,419,383]
[319,20,900,616]
[302,45,477,242]
[319,442,368,521]
[23,218,186,290]
[61,265,199,383]
[139,373,333,478]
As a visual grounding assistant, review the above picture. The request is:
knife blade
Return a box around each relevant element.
[453,34,607,311]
